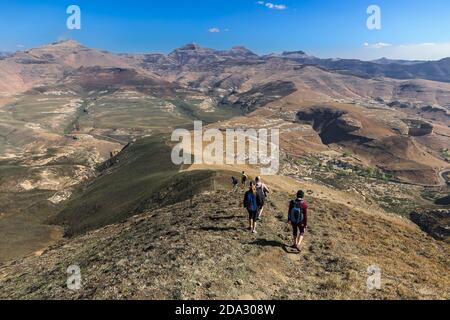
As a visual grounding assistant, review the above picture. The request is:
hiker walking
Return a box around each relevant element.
[255,176,270,221]
[241,171,248,188]
[288,190,308,251]
[244,181,259,234]
[231,176,239,192]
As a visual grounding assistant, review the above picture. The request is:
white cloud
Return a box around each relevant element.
[362,42,450,60]
[208,28,220,33]
[364,42,392,49]
[257,1,287,10]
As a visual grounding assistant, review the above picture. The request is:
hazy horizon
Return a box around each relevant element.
[4,38,447,63]
[2,0,450,61]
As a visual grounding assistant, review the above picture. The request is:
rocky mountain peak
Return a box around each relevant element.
[50,39,84,48]
[280,50,313,59]
[282,50,306,56]
[173,43,211,53]
[227,46,258,59]
[231,46,255,53]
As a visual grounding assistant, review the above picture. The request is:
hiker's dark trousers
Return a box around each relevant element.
[292,223,306,237]
[247,210,258,221]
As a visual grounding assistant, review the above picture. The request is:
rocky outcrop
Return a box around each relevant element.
[388,101,413,109]
[435,195,450,206]
[221,81,297,113]
[402,119,434,136]
[421,105,446,113]
[296,107,366,144]
[410,209,450,242]
[421,105,450,118]
[335,114,363,133]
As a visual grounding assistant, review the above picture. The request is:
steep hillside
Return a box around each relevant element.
[52,136,216,236]
[0,173,448,300]
[0,123,448,299]
[0,40,162,95]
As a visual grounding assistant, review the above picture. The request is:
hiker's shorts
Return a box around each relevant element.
[247,210,258,221]
[292,223,306,237]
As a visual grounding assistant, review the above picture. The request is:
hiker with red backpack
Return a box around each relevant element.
[288,190,308,251]
[244,181,259,234]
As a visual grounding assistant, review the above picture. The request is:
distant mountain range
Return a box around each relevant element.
[0,51,12,60]
[277,54,450,83]
[370,58,425,65]
[123,42,450,83]
[1,40,450,96]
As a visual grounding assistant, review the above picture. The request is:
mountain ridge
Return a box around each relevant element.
[2,40,450,97]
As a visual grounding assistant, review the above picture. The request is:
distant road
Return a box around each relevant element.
[89,133,128,145]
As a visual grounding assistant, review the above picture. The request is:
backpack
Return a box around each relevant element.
[256,186,266,206]
[246,192,258,211]
[289,200,304,224]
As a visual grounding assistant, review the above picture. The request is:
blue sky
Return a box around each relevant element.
[1,0,450,60]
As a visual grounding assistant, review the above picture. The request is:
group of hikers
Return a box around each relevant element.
[232,171,308,251]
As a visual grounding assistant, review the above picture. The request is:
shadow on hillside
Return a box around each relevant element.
[209,216,236,221]
[199,226,239,232]
[250,239,300,254]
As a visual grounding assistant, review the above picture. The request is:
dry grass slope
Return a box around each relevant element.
[0,178,448,300]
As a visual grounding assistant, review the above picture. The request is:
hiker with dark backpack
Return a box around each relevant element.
[288,190,308,251]
[243,181,259,234]
[231,176,239,192]
[255,176,270,221]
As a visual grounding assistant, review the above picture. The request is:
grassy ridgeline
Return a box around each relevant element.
[51,135,215,236]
